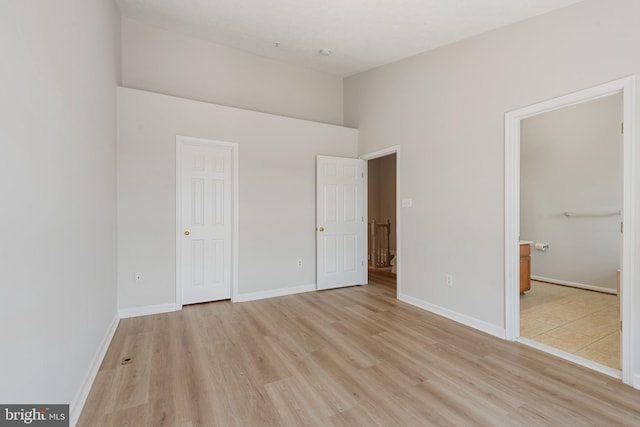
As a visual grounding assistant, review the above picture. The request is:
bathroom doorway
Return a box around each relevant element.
[519,93,622,371]
[504,76,636,384]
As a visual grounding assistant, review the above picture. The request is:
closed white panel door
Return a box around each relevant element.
[179,142,232,304]
[317,155,366,290]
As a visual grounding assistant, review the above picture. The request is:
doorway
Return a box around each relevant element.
[519,93,621,370]
[504,77,636,384]
[361,146,400,296]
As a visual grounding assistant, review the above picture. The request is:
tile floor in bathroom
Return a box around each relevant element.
[520,280,620,370]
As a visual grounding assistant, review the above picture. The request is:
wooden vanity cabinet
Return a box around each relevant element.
[520,243,531,294]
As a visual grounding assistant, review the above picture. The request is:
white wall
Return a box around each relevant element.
[344,0,640,355]
[521,94,622,291]
[121,17,344,126]
[368,154,397,253]
[117,87,357,310]
[0,0,119,416]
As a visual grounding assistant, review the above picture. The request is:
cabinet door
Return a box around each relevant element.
[519,245,531,293]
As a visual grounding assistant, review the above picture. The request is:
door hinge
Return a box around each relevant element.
[621,122,624,134]
[621,320,623,332]
[621,221,624,233]
[362,259,365,266]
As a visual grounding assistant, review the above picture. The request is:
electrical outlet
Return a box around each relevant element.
[135,273,143,283]
[297,259,303,268]
[445,274,453,287]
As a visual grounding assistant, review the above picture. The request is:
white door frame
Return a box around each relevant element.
[360,145,401,298]
[175,135,239,308]
[504,77,636,384]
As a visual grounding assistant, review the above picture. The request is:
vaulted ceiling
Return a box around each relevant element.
[116,0,583,76]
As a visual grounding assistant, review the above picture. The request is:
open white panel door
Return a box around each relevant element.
[317,155,366,290]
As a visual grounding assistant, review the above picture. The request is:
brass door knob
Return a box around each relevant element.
[318,227,325,232]
[184,230,190,236]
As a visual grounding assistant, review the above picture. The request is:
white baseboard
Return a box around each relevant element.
[69,315,119,427]
[235,284,316,302]
[398,293,506,339]
[118,303,178,319]
[634,374,640,390]
[531,276,617,295]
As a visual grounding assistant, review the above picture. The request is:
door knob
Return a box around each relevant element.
[184,230,190,236]
[318,227,324,232]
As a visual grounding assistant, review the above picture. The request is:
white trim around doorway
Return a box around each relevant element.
[504,76,636,385]
[360,145,401,297]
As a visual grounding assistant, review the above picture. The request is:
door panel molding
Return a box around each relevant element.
[316,155,366,290]
[176,136,239,308]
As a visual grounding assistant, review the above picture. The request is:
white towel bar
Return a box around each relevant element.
[562,210,620,218]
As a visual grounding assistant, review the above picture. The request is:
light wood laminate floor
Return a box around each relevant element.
[79,274,640,426]
[521,281,620,370]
